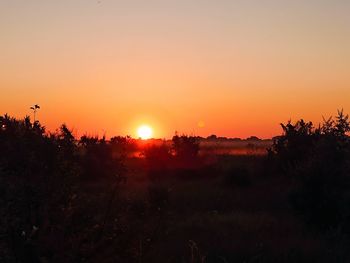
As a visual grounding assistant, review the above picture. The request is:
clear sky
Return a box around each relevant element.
[1,0,349,138]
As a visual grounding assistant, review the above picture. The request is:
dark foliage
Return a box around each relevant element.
[142,142,172,169]
[268,110,350,232]
[3,110,350,262]
[110,135,137,159]
[79,135,126,181]
[0,115,127,262]
[142,135,201,177]
[268,119,316,171]
[172,134,200,160]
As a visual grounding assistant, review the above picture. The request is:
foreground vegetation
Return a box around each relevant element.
[1,110,350,262]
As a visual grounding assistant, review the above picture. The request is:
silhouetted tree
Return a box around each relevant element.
[207,134,217,140]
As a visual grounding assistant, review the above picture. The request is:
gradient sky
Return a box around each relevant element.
[1,0,349,138]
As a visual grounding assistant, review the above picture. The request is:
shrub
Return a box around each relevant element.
[79,135,126,181]
[268,110,350,232]
[0,115,127,261]
[142,142,172,174]
[172,134,200,160]
[0,116,79,261]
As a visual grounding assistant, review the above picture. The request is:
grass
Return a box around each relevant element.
[111,154,327,263]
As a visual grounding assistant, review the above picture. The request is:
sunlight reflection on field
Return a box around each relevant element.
[124,139,272,158]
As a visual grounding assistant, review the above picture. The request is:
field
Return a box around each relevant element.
[108,153,325,263]
[199,139,272,156]
[127,139,272,158]
[2,116,350,262]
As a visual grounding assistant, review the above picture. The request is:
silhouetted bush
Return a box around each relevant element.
[4,110,350,262]
[172,134,200,160]
[268,110,350,232]
[268,119,316,171]
[110,135,137,158]
[0,115,127,262]
[142,142,172,175]
[143,142,171,163]
[0,116,80,261]
[79,135,126,181]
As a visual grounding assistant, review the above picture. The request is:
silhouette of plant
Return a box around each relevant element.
[0,115,80,261]
[268,110,350,232]
[268,119,315,170]
[30,104,40,123]
[0,115,127,261]
[172,134,200,160]
[110,135,137,158]
[79,135,126,181]
[143,142,171,163]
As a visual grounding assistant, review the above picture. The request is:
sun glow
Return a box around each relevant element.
[137,125,153,140]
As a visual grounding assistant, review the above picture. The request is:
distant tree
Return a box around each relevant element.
[334,109,350,136]
[206,134,217,140]
[218,136,230,141]
[246,136,261,141]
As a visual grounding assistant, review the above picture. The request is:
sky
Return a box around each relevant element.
[1,0,349,138]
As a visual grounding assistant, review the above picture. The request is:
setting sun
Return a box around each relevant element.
[137,125,153,140]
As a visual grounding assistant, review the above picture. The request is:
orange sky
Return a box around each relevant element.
[1,0,349,139]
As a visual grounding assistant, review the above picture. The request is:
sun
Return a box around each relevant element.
[137,125,153,140]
